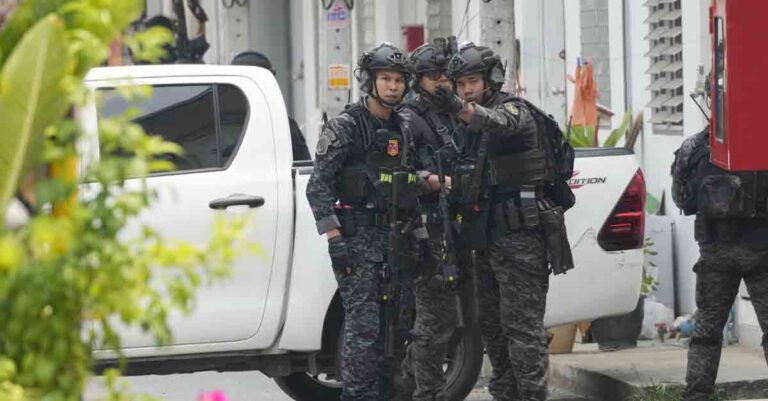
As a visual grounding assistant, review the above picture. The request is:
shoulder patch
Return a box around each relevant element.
[504,103,519,116]
[315,129,337,156]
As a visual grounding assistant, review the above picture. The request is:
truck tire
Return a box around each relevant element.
[274,327,482,401]
[273,372,342,401]
[441,327,483,401]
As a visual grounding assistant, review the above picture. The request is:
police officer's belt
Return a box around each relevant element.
[339,211,393,227]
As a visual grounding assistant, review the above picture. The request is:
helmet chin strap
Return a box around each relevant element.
[474,81,499,105]
[371,81,402,109]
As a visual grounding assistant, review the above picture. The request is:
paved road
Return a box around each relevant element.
[86,371,294,401]
[85,371,581,401]
[85,371,500,401]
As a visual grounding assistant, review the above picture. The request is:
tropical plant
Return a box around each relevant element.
[0,2,245,401]
[642,237,660,296]
[641,193,662,296]
[567,107,633,148]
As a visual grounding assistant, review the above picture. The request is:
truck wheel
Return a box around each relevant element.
[441,327,483,401]
[273,328,482,401]
[273,372,342,401]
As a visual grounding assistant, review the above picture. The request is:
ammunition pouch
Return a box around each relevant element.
[451,162,481,205]
[697,174,757,219]
[488,150,548,188]
[337,166,370,203]
[540,206,574,275]
[378,169,420,210]
[456,201,490,249]
[545,180,576,211]
[338,166,420,210]
[489,187,543,240]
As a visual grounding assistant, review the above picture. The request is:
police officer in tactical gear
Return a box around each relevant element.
[672,123,768,401]
[306,42,429,401]
[394,38,465,401]
[434,42,564,401]
[231,50,312,162]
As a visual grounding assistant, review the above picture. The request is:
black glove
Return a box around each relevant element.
[328,236,352,277]
[432,86,466,114]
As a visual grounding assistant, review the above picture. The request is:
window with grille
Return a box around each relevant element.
[645,0,683,132]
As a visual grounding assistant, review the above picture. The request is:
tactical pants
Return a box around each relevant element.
[338,226,394,401]
[396,224,460,401]
[682,243,768,401]
[478,230,550,401]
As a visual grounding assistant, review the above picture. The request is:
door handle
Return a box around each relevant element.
[209,194,265,210]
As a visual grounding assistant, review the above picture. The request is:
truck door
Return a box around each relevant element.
[90,75,282,351]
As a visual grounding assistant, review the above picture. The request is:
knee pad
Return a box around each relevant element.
[690,335,722,347]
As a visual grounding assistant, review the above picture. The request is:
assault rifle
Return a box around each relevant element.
[436,147,465,328]
[381,170,418,357]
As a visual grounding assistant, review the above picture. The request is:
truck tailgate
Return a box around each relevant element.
[545,148,643,326]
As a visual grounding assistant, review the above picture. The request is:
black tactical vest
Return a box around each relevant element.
[401,97,460,206]
[487,93,552,191]
[672,127,768,220]
[451,92,552,205]
[335,103,417,210]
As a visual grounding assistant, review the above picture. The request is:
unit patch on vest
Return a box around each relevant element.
[387,139,400,157]
[504,103,519,116]
[315,129,336,156]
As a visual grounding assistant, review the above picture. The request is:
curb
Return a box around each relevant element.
[550,362,768,401]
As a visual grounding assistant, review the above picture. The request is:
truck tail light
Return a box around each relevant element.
[598,169,645,251]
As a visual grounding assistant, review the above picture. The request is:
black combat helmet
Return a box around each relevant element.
[409,37,458,92]
[356,42,410,104]
[447,42,506,92]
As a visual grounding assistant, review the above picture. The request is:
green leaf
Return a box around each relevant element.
[0,0,72,67]
[569,126,595,148]
[646,192,660,214]
[0,14,72,218]
[603,108,632,148]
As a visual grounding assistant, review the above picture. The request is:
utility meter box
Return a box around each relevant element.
[709,0,768,171]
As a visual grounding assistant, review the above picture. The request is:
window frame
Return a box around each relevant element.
[713,15,726,144]
[96,82,251,178]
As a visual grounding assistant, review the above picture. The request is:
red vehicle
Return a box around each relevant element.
[709,0,768,171]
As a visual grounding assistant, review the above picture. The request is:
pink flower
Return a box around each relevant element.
[198,390,229,401]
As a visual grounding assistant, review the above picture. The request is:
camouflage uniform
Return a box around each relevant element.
[306,99,423,401]
[683,242,768,401]
[671,128,768,401]
[396,95,461,401]
[476,249,517,400]
[460,91,551,401]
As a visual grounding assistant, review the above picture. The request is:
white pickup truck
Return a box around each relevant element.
[83,65,644,401]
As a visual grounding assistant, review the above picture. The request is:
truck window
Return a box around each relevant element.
[713,15,726,143]
[99,84,249,173]
[217,84,249,163]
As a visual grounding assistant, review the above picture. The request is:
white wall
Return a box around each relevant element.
[607,0,626,123]
[452,0,481,45]
[563,0,581,124]
[375,0,402,47]
[627,0,710,315]
[400,0,427,27]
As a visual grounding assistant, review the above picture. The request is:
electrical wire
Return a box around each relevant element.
[457,0,472,39]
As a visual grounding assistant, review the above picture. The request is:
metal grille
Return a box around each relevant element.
[644,0,683,131]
